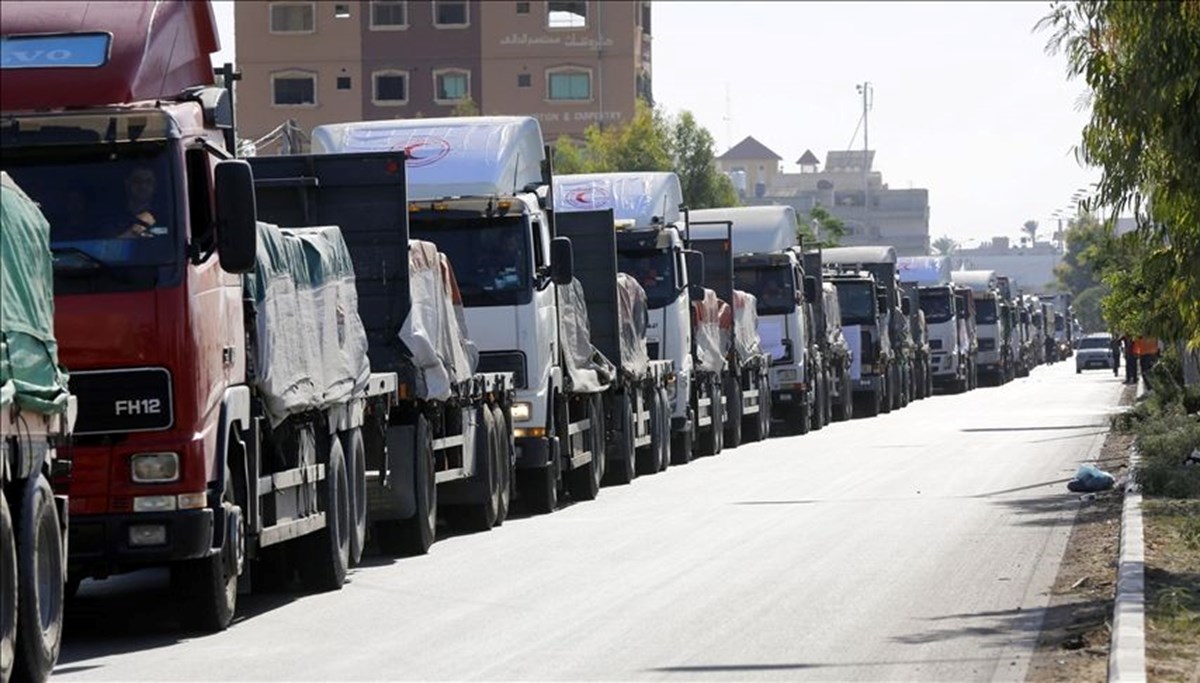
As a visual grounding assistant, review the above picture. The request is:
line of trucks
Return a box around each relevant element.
[0,3,1079,681]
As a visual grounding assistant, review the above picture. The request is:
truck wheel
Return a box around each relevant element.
[856,391,880,419]
[458,407,499,531]
[839,375,854,422]
[655,389,671,471]
[2,490,17,683]
[723,376,743,448]
[12,475,63,683]
[491,404,512,525]
[375,416,437,555]
[635,390,660,476]
[712,378,725,454]
[607,395,637,484]
[521,460,559,515]
[567,397,603,501]
[795,401,811,435]
[299,437,350,592]
[341,429,368,566]
[670,410,694,465]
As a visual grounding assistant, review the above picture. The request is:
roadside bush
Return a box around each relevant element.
[1135,413,1200,498]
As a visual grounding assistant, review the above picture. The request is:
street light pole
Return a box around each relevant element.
[856,82,873,236]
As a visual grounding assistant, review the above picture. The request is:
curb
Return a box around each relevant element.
[1108,381,1148,683]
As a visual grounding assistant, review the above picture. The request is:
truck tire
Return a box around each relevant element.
[490,404,512,525]
[838,373,854,422]
[12,475,63,683]
[299,437,350,592]
[607,394,637,484]
[713,377,725,454]
[723,375,743,449]
[742,382,764,443]
[341,428,368,566]
[635,389,660,476]
[521,460,559,515]
[857,390,880,419]
[375,415,437,555]
[2,490,17,683]
[567,397,603,501]
[670,409,694,466]
[456,407,499,531]
[655,389,671,471]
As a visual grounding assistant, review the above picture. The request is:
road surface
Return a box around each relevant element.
[56,361,1124,681]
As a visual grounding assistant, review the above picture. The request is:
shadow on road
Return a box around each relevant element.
[960,424,1106,432]
[990,489,1123,528]
[648,655,1009,674]
[890,600,1112,647]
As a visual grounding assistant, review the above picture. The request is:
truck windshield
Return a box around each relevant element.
[412,216,532,307]
[975,298,998,324]
[618,250,676,309]
[835,281,876,326]
[734,266,794,315]
[919,288,954,324]
[3,143,181,293]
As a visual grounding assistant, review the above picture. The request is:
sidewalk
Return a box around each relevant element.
[1108,380,1148,683]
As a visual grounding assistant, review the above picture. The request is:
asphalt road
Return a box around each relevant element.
[56,361,1124,681]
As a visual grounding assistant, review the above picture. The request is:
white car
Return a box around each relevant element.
[1075,333,1115,373]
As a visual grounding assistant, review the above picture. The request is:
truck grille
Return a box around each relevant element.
[929,339,943,350]
[477,352,527,389]
[69,368,174,435]
[978,338,996,352]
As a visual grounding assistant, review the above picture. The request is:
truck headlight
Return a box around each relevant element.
[511,402,532,422]
[131,452,180,483]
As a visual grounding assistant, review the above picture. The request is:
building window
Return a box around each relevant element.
[337,76,352,90]
[372,70,409,105]
[547,68,591,101]
[547,1,586,29]
[272,72,317,106]
[517,73,532,88]
[433,0,469,27]
[434,69,470,102]
[516,1,530,13]
[370,1,408,28]
[334,4,351,18]
[270,2,315,33]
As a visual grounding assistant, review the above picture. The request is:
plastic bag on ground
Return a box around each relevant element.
[1066,464,1115,493]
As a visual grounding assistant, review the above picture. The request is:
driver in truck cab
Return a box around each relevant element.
[117,166,167,239]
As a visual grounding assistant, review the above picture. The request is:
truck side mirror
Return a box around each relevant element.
[803,276,817,304]
[550,236,574,285]
[876,295,888,315]
[901,297,912,316]
[214,160,258,274]
[684,249,704,288]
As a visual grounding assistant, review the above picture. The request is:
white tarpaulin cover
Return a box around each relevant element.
[732,290,764,363]
[615,273,650,380]
[688,206,798,255]
[400,240,479,401]
[244,223,371,426]
[553,172,683,227]
[897,256,951,286]
[558,278,615,393]
[692,288,725,373]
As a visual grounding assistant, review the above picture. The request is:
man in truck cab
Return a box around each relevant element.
[117,166,167,239]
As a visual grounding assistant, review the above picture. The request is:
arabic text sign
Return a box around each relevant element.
[1,33,111,69]
[498,33,616,49]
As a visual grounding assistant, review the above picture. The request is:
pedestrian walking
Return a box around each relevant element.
[1123,334,1138,384]
[1110,334,1121,377]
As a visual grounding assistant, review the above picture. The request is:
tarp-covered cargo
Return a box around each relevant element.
[897,256,951,286]
[692,288,725,373]
[731,290,763,363]
[615,273,650,380]
[557,279,615,393]
[554,172,683,227]
[243,222,371,426]
[311,117,545,200]
[0,172,70,414]
[399,240,480,401]
[689,206,798,255]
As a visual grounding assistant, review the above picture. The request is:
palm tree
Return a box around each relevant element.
[931,235,958,256]
[1022,220,1039,245]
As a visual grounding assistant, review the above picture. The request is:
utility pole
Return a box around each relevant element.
[723,82,732,152]
[857,82,873,236]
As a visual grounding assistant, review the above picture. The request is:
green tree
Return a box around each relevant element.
[1054,212,1110,295]
[1073,283,1109,333]
[669,111,738,209]
[1040,1,1200,347]
[1022,219,1039,245]
[797,205,846,248]
[449,96,480,117]
[931,235,958,256]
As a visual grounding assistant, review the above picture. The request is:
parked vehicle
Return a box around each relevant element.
[1,173,76,683]
[954,285,981,388]
[1075,333,1116,373]
[900,258,970,394]
[689,206,817,435]
[901,282,934,400]
[952,270,1008,386]
[249,151,517,556]
[2,2,400,631]
[312,117,604,514]
[551,208,676,479]
[553,172,718,462]
[683,218,772,446]
[827,270,893,416]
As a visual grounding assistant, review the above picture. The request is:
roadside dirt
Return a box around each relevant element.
[1026,384,1135,683]
[1143,498,1200,682]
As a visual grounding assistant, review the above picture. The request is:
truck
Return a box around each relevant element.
[826,270,894,416]
[550,208,676,478]
[682,218,772,446]
[803,249,854,424]
[553,172,719,462]
[688,206,819,435]
[2,1,400,631]
[311,117,606,513]
[1,173,76,683]
[952,270,1009,386]
[900,282,934,400]
[898,256,967,394]
[824,247,914,412]
[247,151,517,555]
[1039,293,1075,361]
[954,285,981,388]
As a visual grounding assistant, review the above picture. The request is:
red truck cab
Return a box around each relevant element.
[1,1,252,584]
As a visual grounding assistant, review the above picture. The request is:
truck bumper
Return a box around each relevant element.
[69,508,215,578]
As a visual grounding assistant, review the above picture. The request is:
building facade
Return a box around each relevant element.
[717,137,931,256]
[234,1,651,152]
[952,239,1062,294]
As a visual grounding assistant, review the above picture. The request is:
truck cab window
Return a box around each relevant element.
[185,147,215,255]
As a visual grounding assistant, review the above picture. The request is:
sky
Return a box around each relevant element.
[210,1,1100,247]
